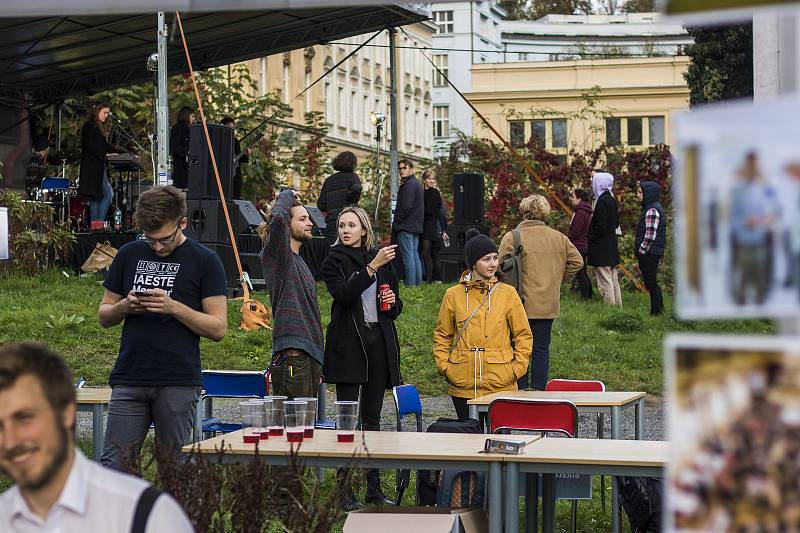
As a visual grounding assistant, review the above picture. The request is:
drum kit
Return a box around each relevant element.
[27,159,89,231]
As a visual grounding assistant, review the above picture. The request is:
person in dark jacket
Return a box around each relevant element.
[420,169,449,283]
[321,206,402,507]
[77,102,116,230]
[587,171,622,306]
[221,116,249,199]
[169,106,194,190]
[317,151,362,245]
[568,189,593,300]
[393,159,424,286]
[635,181,667,315]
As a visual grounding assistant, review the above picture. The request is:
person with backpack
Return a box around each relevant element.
[499,195,582,390]
[321,206,402,507]
[433,228,532,420]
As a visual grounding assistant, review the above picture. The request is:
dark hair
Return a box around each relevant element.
[90,101,111,137]
[332,151,357,173]
[573,189,590,202]
[0,343,75,412]
[135,186,187,232]
[399,158,414,170]
[177,106,194,124]
[593,168,606,174]
[221,116,235,126]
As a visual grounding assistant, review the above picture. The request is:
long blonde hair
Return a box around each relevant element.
[333,206,375,249]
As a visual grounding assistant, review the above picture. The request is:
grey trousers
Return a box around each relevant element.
[100,385,200,472]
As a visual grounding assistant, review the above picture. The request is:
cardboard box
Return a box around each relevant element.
[343,506,488,533]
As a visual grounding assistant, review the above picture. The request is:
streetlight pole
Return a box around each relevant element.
[388,27,399,223]
[156,12,169,186]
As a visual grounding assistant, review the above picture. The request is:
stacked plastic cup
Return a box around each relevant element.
[268,395,287,436]
[334,400,359,443]
[256,398,273,440]
[284,400,308,443]
[239,400,261,443]
[295,397,318,438]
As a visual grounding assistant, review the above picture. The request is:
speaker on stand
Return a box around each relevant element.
[187,123,235,200]
[452,173,484,226]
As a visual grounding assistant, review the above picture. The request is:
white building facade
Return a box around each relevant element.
[430,1,506,157]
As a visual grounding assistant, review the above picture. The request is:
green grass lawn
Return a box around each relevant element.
[0,269,772,396]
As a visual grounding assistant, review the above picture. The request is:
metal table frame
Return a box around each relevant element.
[468,393,646,533]
[76,402,107,461]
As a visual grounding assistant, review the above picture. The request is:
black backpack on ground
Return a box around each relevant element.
[616,476,662,533]
[417,417,485,508]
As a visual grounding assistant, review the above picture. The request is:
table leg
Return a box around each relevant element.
[318,382,327,422]
[489,462,503,533]
[92,404,104,462]
[469,404,478,420]
[541,473,555,533]
[526,473,538,533]
[505,462,519,533]
[611,405,622,533]
[635,399,644,440]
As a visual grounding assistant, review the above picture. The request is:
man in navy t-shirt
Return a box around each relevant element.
[98,186,227,471]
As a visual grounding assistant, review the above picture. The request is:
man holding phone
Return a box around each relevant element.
[98,186,227,472]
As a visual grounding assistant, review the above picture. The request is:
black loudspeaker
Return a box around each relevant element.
[186,199,264,246]
[187,123,235,200]
[452,173,484,226]
[200,243,264,290]
[436,224,489,282]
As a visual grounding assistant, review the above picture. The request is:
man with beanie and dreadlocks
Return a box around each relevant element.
[499,194,583,390]
[433,228,532,420]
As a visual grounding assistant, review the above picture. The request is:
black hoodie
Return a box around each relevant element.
[635,181,667,256]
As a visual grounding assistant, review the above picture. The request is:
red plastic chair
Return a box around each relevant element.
[489,398,579,532]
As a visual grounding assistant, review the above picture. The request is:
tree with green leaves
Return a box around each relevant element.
[683,23,753,105]
[622,0,656,12]
[500,0,593,20]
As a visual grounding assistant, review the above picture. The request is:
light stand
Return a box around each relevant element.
[370,111,386,223]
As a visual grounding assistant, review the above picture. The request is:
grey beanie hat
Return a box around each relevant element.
[464,228,498,269]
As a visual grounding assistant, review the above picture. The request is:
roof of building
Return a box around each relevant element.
[501,12,689,39]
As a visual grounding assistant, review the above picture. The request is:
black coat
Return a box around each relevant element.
[170,122,191,189]
[321,245,403,386]
[393,175,424,234]
[423,187,443,240]
[587,191,620,267]
[77,121,114,199]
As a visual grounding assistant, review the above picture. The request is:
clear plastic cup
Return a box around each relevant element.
[268,395,287,436]
[284,400,308,443]
[334,400,359,443]
[295,397,318,438]
[256,399,273,440]
[239,400,261,443]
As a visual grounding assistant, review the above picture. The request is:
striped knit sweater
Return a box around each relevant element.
[260,190,324,364]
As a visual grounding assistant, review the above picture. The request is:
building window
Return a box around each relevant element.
[324,82,333,124]
[433,105,449,138]
[337,86,345,128]
[552,119,567,148]
[433,54,448,87]
[519,53,529,61]
[531,120,546,148]
[606,118,621,146]
[627,117,643,146]
[434,11,454,34]
[648,116,665,145]
[510,121,525,148]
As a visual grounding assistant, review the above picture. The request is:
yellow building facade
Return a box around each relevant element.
[466,56,691,160]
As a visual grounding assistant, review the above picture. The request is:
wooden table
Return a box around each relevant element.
[76,387,111,461]
[184,429,508,533]
[503,438,667,533]
[467,390,646,533]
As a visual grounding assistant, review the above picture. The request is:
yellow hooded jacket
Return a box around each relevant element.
[433,271,533,399]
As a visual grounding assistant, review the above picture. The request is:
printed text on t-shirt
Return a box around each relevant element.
[133,260,180,294]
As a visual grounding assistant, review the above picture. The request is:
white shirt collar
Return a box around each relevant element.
[8,448,89,523]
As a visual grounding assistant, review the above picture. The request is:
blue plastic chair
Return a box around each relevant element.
[194,370,268,441]
[392,384,423,504]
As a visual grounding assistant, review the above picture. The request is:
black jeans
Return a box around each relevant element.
[517,319,554,391]
[575,251,593,300]
[420,238,441,283]
[452,396,469,420]
[637,253,663,315]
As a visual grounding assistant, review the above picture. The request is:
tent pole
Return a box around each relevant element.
[389,27,399,224]
[56,102,62,151]
[156,12,169,186]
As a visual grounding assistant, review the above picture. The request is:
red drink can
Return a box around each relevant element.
[379,284,391,311]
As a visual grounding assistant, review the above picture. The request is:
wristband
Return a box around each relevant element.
[367,264,377,275]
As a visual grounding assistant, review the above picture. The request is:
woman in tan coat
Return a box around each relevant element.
[433,228,533,419]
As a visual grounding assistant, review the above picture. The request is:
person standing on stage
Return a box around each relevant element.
[317,151,362,245]
[420,169,448,283]
[78,102,116,231]
[259,189,324,398]
[321,207,401,507]
[97,186,228,472]
[221,116,249,200]
[169,106,194,190]
[393,159,424,286]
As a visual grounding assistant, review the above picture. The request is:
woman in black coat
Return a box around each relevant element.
[170,106,194,189]
[77,102,116,228]
[321,206,402,506]
[587,171,622,305]
[420,169,449,283]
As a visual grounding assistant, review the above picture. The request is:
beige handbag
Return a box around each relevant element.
[80,241,117,273]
